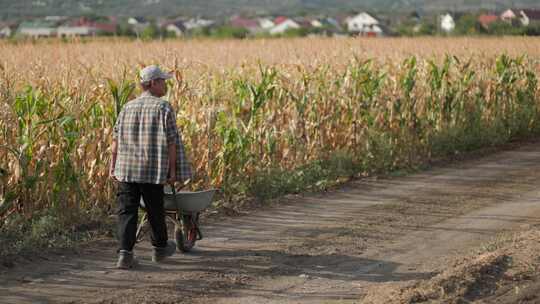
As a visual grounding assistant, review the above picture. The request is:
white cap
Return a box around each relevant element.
[139,65,172,83]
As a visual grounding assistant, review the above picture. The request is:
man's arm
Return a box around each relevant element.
[176,133,192,183]
[111,109,123,181]
[167,142,176,185]
[165,106,177,185]
[110,139,118,180]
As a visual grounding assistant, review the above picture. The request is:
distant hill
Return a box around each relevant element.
[2,0,540,18]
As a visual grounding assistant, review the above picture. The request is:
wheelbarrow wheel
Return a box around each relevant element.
[175,215,197,252]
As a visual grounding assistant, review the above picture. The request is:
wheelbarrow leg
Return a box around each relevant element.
[135,212,148,242]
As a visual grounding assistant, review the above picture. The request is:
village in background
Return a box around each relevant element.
[0,8,540,40]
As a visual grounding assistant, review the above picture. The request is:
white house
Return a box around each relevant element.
[270,19,300,35]
[165,21,186,37]
[183,18,214,30]
[19,27,56,37]
[258,18,275,30]
[0,25,13,38]
[520,11,530,26]
[311,19,323,28]
[440,14,455,33]
[501,9,517,23]
[18,22,57,38]
[45,16,68,22]
[345,13,383,36]
[57,26,96,37]
[128,17,148,26]
[127,17,150,36]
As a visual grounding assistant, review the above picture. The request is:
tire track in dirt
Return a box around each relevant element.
[1,143,540,304]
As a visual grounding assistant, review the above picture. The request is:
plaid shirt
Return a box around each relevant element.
[113,91,192,184]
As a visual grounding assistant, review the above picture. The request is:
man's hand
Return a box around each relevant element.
[110,168,118,181]
[167,173,176,186]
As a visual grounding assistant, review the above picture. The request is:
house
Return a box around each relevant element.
[18,21,57,38]
[478,14,498,29]
[274,16,289,26]
[258,18,275,30]
[127,16,150,36]
[295,17,324,30]
[93,22,117,35]
[0,22,17,38]
[269,18,300,35]
[72,17,117,35]
[346,12,378,32]
[0,26,12,38]
[164,20,186,37]
[500,9,517,23]
[520,9,540,26]
[325,17,343,32]
[61,17,117,36]
[345,12,383,37]
[230,16,261,33]
[296,18,314,30]
[183,18,215,31]
[128,17,148,26]
[45,16,68,22]
[320,17,345,35]
[311,19,324,28]
[57,26,96,37]
[440,13,455,33]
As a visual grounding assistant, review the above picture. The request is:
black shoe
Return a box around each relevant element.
[152,240,176,263]
[116,250,138,269]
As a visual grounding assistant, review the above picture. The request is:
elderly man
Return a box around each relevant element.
[110,65,192,269]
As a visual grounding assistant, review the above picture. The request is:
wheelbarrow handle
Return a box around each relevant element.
[169,179,191,192]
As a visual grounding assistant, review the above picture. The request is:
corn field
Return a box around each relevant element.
[0,37,539,221]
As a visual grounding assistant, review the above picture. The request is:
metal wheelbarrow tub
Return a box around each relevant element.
[140,189,217,213]
[164,189,217,213]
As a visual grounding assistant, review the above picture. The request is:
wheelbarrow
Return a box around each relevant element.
[136,187,216,252]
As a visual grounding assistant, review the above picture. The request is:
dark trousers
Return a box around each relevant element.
[117,182,168,251]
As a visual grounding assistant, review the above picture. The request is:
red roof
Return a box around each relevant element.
[68,17,117,33]
[274,16,288,25]
[478,14,498,28]
[94,23,117,33]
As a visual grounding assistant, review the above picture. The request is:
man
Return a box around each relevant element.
[110,65,192,269]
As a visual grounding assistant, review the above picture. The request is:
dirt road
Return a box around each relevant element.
[2,142,540,304]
